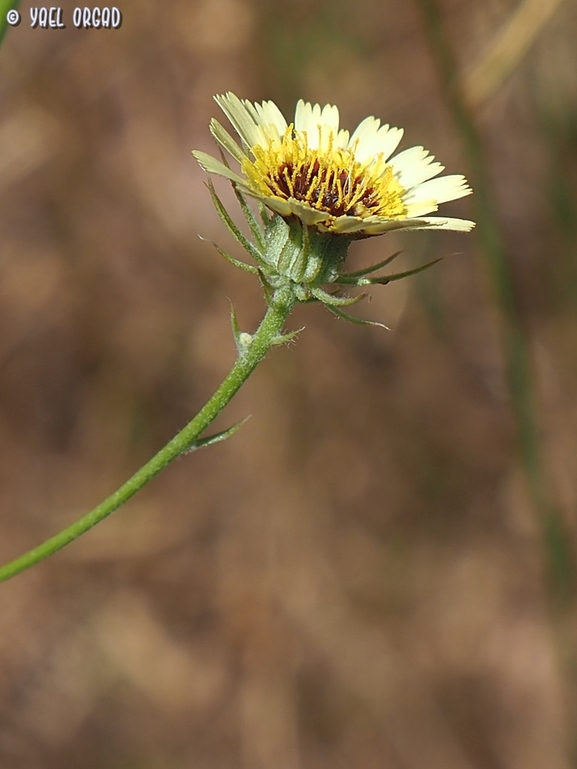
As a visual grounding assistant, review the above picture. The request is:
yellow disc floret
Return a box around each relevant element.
[241,125,408,222]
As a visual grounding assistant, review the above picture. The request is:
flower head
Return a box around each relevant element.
[193,92,475,238]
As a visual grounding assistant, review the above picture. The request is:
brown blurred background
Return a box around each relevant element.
[1,0,577,767]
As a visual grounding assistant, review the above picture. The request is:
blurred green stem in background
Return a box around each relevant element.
[0,0,20,47]
[415,0,573,603]
[0,287,296,583]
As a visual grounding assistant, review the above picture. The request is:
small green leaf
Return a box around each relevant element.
[207,180,265,264]
[233,185,266,250]
[271,326,305,346]
[199,235,259,274]
[182,416,251,455]
[367,258,442,284]
[310,287,366,307]
[258,202,272,227]
[216,148,266,250]
[325,304,390,329]
[339,251,403,279]
[229,300,241,341]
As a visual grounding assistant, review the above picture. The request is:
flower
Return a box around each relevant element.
[193,92,475,238]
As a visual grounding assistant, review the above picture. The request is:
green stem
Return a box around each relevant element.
[0,0,21,47]
[0,286,296,583]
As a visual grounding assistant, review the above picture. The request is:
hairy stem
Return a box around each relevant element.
[0,287,296,583]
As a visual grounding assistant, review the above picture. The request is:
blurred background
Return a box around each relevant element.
[1,0,576,767]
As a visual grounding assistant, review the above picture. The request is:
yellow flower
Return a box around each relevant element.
[193,92,475,237]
